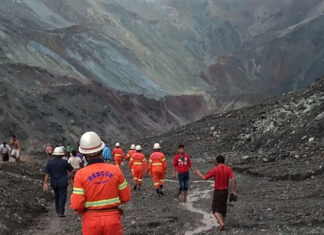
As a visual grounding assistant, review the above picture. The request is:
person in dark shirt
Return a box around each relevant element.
[43,147,72,217]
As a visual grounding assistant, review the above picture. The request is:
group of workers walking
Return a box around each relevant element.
[43,131,237,234]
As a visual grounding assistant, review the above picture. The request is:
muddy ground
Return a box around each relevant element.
[5,155,323,235]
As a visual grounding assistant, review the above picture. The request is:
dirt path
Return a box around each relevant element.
[22,186,81,235]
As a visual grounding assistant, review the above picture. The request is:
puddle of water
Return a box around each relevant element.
[164,179,218,234]
[184,182,217,235]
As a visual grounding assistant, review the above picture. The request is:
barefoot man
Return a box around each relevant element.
[10,135,21,163]
[195,154,237,231]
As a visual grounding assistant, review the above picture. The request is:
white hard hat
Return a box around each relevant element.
[153,143,161,149]
[135,145,142,151]
[53,147,65,156]
[115,142,120,147]
[79,131,104,155]
[130,144,135,150]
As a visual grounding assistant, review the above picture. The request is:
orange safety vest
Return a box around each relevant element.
[70,160,131,214]
[149,152,167,173]
[112,148,124,160]
[125,150,136,161]
[129,152,147,170]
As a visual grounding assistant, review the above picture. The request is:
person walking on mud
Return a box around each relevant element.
[45,143,53,158]
[195,154,237,231]
[0,142,11,162]
[43,147,73,217]
[148,143,167,196]
[10,135,21,163]
[172,144,195,202]
[70,132,131,235]
[129,145,147,191]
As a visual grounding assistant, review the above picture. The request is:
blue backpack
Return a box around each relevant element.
[102,145,111,160]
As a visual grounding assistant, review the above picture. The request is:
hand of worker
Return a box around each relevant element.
[43,183,48,192]
[195,170,200,175]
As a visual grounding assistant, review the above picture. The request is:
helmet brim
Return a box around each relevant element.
[79,141,105,155]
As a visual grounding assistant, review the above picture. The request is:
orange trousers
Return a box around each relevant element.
[152,171,165,189]
[133,167,144,185]
[82,211,122,235]
[114,157,122,166]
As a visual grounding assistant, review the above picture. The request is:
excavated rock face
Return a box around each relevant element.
[0,63,210,153]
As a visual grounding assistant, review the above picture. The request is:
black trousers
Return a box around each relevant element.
[53,187,67,215]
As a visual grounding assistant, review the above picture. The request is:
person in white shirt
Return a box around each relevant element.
[0,142,11,161]
[68,150,82,183]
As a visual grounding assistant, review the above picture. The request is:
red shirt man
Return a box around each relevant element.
[196,155,236,231]
[172,144,194,202]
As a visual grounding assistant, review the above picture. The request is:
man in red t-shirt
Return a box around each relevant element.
[195,154,236,231]
[172,144,195,202]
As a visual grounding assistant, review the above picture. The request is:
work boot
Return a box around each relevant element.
[159,185,164,195]
[133,185,137,191]
[184,191,188,202]
[156,188,160,196]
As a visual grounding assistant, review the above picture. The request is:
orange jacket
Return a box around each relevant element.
[129,152,147,170]
[125,150,136,161]
[149,152,167,173]
[70,160,131,214]
[112,148,124,160]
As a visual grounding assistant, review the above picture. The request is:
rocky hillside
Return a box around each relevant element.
[0,63,209,152]
[139,77,324,180]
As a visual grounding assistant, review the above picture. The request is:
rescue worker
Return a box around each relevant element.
[43,147,72,217]
[195,155,237,231]
[125,144,136,161]
[172,144,195,202]
[112,143,124,166]
[70,132,131,235]
[129,145,147,191]
[10,135,21,163]
[148,143,167,196]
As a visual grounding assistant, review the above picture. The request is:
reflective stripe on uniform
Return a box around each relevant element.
[118,180,128,190]
[152,163,162,166]
[133,162,143,165]
[84,197,121,207]
[154,182,159,186]
[162,158,166,161]
[73,187,85,195]
[137,179,143,182]
[114,154,122,157]
[149,159,152,162]
[160,179,165,182]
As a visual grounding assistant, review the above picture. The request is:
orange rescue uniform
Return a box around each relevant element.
[112,148,124,166]
[129,152,147,185]
[126,150,136,177]
[70,159,131,235]
[149,152,167,189]
[125,150,136,161]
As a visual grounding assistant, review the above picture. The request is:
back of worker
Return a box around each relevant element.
[112,143,124,166]
[70,132,131,235]
[125,144,136,161]
[149,143,167,195]
[129,145,146,190]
